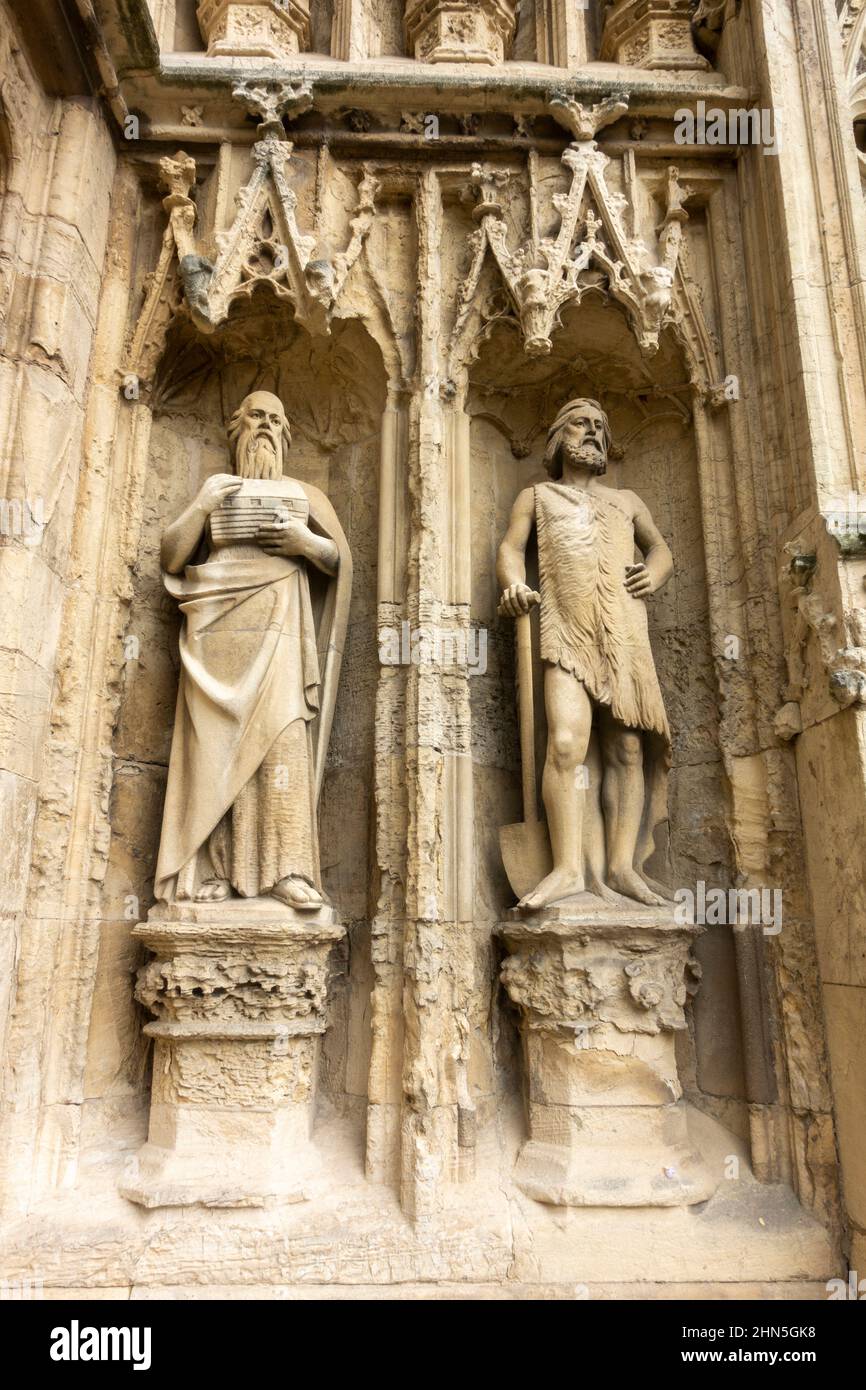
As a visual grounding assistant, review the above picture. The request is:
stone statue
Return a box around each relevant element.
[154,390,352,912]
[497,398,673,911]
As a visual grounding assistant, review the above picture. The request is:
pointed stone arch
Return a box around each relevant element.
[124,139,381,393]
[449,140,725,407]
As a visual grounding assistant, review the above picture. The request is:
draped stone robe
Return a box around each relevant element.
[154,481,349,903]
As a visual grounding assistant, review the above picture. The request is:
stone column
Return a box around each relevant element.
[600,0,709,70]
[365,386,410,1186]
[534,0,590,67]
[121,900,343,1209]
[197,0,311,60]
[498,904,718,1206]
[331,0,369,59]
[405,1,519,64]
[393,171,479,1220]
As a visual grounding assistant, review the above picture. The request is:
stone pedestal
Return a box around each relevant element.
[197,0,311,61]
[498,903,718,1207]
[600,0,709,70]
[121,898,343,1209]
[405,1,518,65]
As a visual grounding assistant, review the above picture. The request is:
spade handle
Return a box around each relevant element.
[516,612,538,824]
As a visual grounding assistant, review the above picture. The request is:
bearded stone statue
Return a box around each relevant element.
[497,398,673,911]
[154,390,351,912]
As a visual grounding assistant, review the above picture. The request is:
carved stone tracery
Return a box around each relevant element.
[125,82,379,391]
[450,97,695,377]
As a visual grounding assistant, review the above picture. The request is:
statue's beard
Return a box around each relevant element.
[564,441,607,475]
[236,428,283,480]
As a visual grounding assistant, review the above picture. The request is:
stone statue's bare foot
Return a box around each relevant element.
[519,868,585,912]
[608,868,665,907]
[586,876,622,905]
[639,871,675,902]
[195,878,231,902]
[271,876,324,912]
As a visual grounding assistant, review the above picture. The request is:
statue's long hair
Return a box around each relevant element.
[543,398,612,479]
[227,394,292,469]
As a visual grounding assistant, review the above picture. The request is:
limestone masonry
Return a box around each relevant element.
[0,0,865,1300]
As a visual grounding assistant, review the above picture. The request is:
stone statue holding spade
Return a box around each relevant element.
[496,398,674,911]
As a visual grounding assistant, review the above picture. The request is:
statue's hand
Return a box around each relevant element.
[498,583,541,618]
[257,515,311,559]
[197,473,241,516]
[625,563,653,599]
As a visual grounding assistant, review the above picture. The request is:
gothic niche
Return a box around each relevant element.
[115,294,386,1205]
[464,295,748,1202]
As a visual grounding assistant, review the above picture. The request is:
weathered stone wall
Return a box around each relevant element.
[0,2,117,1204]
[0,0,864,1295]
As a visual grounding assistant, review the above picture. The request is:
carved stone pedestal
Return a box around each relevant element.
[197,0,311,61]
[600,0,709,70]
[120,899,343,1209]
[405,1,518,65]
[498,904,718,1207]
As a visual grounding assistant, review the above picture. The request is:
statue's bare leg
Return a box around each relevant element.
[599,711,664,906]
[520,666,591,911]
[635,757,674,900]
[582,732,620,904]
[271,875,325,911]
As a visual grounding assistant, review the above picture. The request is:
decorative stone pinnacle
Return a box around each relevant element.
[159,151,197,209]
[662,166,690,225]
[467,163,510,220]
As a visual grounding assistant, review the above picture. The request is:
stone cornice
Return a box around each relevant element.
[124,57,755,145]
[13,0,757,142]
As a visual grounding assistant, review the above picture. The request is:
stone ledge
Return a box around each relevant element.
[0,1111,840,1290]
[34,1280,839,1301]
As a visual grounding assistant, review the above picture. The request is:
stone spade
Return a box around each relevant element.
[499,606,553,900]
